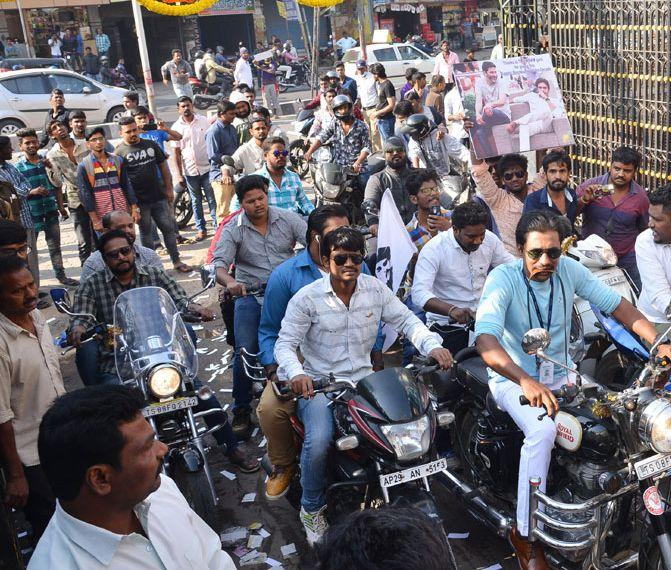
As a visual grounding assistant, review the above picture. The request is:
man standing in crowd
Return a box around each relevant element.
[172,96,218,241]
[353,60,378,148]
[77,127,139,235]
[207,100,240,223]
[335,33,357,58]
[472,61,511,158]
[122,91,150,119]
[82,46,99,79]
[214,175,307,436]
[0,256,66,540]
[46,120,94,266]
[15,128,78,287]
[161,49,193,99]
[461,15,475,51]
[256,56,281,118]
[225,113,269,177]
[426,74,446,116]
[115,116,191,273]
[133,107,183,154]
[433,40,460,84]
[230,91,253,145]
[94,28,110,57]
[523,151,577,226]
[577,147,649,290]
[636,185,671,332]
[40,89,69,148]
[30,385,237,569]
[335,61,358,102]
[368,64,396,144]
[235,48,254,89]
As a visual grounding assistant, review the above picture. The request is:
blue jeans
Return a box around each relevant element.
[297,393,334,512]
[232,296,262,411]
[377,116,396,143]
[185,173,218,232]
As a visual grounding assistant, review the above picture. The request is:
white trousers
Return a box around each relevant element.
[489,375,568,536]
[277,64,292,80]
[516,111,553,152]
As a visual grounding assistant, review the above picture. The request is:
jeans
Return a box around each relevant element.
[377,116,396,143]
[618,252,641,294]
[297,393,334,512]
[185,173,218,232]
[137,199,181,264]
[472,109,510,158]
[71,205,94,265]
[232,296,262,411]
[38,219,66,278]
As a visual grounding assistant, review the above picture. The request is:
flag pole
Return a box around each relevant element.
[131,0,157,117]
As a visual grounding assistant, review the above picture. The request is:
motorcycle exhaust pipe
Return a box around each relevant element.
[437,469,513,538]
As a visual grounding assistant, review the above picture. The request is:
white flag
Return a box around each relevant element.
[375,189,417,351]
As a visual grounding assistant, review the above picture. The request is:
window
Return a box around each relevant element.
[47,74,100,94]
[373,48,398,62]
[398,46,428,61]
[0,75,49,95]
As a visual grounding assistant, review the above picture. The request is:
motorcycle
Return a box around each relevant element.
[437,315,671,569]
[173,181,193,230]
[277,59,312,93]
[287,108,315,179]
[191,74,234,110]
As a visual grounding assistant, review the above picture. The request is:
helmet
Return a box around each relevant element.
[332,94,353,121]
[100,55,109,63]
[194,50,204,59]
[284,42,291,50]
[326,70,339,79]
[400,113,433,140]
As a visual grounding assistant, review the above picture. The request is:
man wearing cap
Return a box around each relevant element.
[354,60,379,150]
[234,48,254,89]
[230,91,253,145]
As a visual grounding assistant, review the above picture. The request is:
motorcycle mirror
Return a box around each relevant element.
[200,264,216,289]
[50,287,71,313]
[521,328,551,355]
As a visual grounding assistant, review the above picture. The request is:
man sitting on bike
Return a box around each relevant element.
[274,226,452,545]
[69,230,259,472]
[475,211,671,568]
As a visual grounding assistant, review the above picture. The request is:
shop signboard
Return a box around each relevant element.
[284,0,299,21]
[200,0,254,16]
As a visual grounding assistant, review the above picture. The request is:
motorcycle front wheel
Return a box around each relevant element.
[289,139,310,179]
[173,191,193,229]
[172,466,219,531]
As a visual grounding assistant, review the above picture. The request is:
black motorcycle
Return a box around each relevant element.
[173,182,193,230]
[277,60,312,93]
[437,324,671,569]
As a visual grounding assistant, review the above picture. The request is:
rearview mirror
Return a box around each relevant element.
[521,328,551,355]
[50,288,71,313]
[200,264,216,289]
[82,86,92,94]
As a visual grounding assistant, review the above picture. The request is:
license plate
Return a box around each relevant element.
[142,397,198,418]
[379,458,448,489]
[603,274,626,286]
[635,453,671,480]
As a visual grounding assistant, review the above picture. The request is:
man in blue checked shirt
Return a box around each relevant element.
[94,28,110,57]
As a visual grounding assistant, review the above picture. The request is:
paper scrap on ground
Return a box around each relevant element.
[258,436,267,448]
[191,324,204,330]
[193,294,208,302]
[447,532,470,539]
[483,565,503,570]
[281,543,297,558]
[220,526,248,547]
[233,545,249,558]
[47,317,56,324]
[258,528,271,538]
[188,271,198,277]
[247,534,263,549]
[252,427,259,437]
[248,522,262,530]
[220,470,236,480]
[241,492,256,503]
[222,404,229,412]
[197,348,208,354]
[240,550,268,566]
[207,348,218,355]
[266,558,283,568]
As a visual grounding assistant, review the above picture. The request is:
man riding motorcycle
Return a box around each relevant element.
[274,226,452,546]
[475,211,671,568]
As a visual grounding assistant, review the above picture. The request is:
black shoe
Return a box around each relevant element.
[37,298,51,310]
[228,448,260,473]
[231,409,252,440]
[57,275,80,287]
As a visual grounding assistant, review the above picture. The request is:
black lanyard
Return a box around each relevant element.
[523,270,554,331]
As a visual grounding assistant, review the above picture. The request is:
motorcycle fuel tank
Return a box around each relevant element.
[555,404,618,460]
[356,368,426,423]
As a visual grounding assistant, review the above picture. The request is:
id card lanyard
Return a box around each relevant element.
[523,270,554,376]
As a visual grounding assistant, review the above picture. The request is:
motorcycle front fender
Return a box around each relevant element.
[389,486,442,523]
[169,445,204,473]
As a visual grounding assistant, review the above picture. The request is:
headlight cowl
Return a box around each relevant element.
[639,399,671,453]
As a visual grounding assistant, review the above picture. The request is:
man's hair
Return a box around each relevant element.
[101,210,130,230]
[262,136,286,153]
[431,74,445,87]
[0,136,10,150]
[69,110,86,122]
[495,153,528,178]
[404,90,420,102]
[123,91,139,104]
[47,119,67,134]
[217,100,236,115]
[612,146,641,170]
[411,71,426,83]
[85,126,106,141]
[324,88,337,97]
[334,61,344,68]
[541,150,571,173]
[393,100,414,118]
[315,506,451,570]
[0,255,28,284]
[306,204,349,244]
[177,95,192,105]
[235,174,269,203]
[515,211,565,246]
[51,88,64,97]
[117,115,136,128]
[38,385,146,501]
[253,106,270,119]
[535,77,550,89]
[482,61,497,73]
[649,185,671,212]
[404,67,417,82]
[452,201,490,230]
[370,63,386,78]
[320,226,365,258]
[171,49,181,56]
[0,220,27,247]
[98,229,131,254]
[249,114,267,127]
[16,128,37,141]
[405,169,439,196]
[130,106,150,118]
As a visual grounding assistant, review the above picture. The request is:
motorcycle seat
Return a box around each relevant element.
[485,392,517,427]
[456,355,490,401]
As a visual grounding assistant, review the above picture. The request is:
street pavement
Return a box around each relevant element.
[41,82,518,569]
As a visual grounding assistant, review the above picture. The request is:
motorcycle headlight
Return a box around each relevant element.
[639,399,671,453]
[148,365,182,399]
[380,415,431,462]
[322,182,341,200]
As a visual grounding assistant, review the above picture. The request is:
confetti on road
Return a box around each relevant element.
[233,545,249,558]
[241,492,256,503]
[222,404,229,411]
[483,565,503,570]
[281,543,297,558]
[220,526,248,547]
[240,550,267,566]
[193,294,209,302]
[258,436,267,448]
[188,271,198,277]
[248,522,262,530]
[220,470,236,480]
[252,427,259,437]
[219,387,232,392]
[191,324,204,330]
[266,558,282,568]
[258,528,271,538]
[247,534,263,549]
[47,317,56,324]
[448,532,470,539]
[197,348,209,354]
[207,348,218,355]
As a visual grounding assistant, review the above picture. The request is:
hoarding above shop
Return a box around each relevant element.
[200,0,253,16]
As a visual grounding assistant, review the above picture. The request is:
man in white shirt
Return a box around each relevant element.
[412,201,513,353]
[636,185,671,331]
[444,81,468,144]
[274,226,452,546]
[172,96,218,241]
[353,60,379,148]
[234,48,254,88]
[335,34,357,58]
[30,385,235,570]
[225,113,269,178]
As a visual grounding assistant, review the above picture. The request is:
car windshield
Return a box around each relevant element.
[342,49,361,63]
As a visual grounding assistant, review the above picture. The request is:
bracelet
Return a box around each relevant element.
[447,305,457,318]
[579,195,589,205]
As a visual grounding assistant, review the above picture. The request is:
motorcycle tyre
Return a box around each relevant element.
[193,97,211,111]
[454,409,483,488]
[289,139,310,179]
[173,191,193,229]
[172,466,219,531]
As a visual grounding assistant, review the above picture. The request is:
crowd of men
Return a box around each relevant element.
[2,41,671,570]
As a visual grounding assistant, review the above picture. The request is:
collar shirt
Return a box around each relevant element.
[407,131,470,178]
[523,185,578,225]
[47,139,89,209]
[476,76,511,118]
[212,206,307,287]
[161,60,192,86]
[336,36,357,51]
[636,228,671,323]
[234,58,254,87]
[253,164,315,215]
[206,120,239,182]
[317,118,370,169]
[0,161,33,228]
[95,33,110,53]
[412,228,514,325]
[0,310,65,466]
[405,208,451,251]
[15,157,59,231]
[432,51,460,83]
[444,86,467,140]
[231,140,265,175]
[80,243,163,282]
[275,273,442,383]
[171,114,211,176]
[355,72,378,108]
[28,475,236,570]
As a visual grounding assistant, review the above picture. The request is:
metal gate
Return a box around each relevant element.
[500,0,671,189]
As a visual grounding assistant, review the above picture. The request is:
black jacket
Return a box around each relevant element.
[40,106,70,148]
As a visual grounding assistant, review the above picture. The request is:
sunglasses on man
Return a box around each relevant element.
[525,247,562,260]
[272,150,289,158]
[105,245,133,259]
[331,253,364,266]
[503,170,526,181]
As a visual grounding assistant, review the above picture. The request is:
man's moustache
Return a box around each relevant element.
[529,266,555,278]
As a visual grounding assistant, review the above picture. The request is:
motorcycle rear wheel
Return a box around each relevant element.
[172,466,219,531]
[173,190,193,229]
[289,139,310,179]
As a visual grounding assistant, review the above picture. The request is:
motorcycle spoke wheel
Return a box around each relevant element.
[289,141,309,179]
[174,194,193,230]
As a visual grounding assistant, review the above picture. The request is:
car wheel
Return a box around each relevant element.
[0,119,25,136]
[106,106,126,124]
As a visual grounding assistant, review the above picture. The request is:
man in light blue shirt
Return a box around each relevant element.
[475,211,671,568]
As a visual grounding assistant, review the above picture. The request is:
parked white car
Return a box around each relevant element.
[342,43,434,89]
[0,68,132,136]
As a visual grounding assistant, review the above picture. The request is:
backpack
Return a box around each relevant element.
[0,181,21,221]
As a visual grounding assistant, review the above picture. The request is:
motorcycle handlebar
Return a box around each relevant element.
[277,377,335,397]
[518,383,579,407]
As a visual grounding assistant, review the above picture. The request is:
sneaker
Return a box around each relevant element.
[228,448,260,473]
[231,409,252,439]
[299,505,328,546]
[265,464,296,501]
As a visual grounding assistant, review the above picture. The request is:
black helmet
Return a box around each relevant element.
[400,113,433,140]
[332,94,353,121]
[194,50,204,59]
